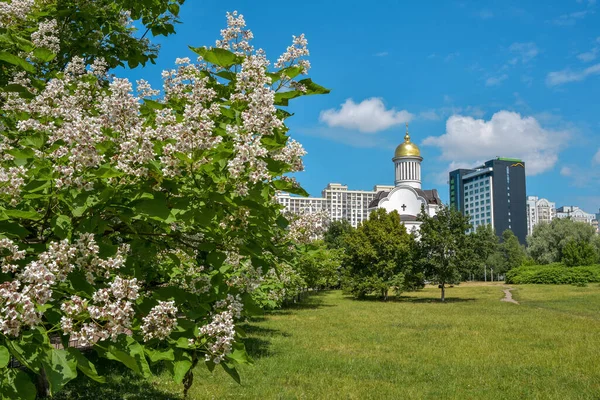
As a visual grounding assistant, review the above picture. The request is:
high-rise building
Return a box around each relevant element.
[449,158,527,244]
[526,196,556,236]
[276,183,394,228]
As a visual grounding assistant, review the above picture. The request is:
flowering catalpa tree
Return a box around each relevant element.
[0,7,328,398]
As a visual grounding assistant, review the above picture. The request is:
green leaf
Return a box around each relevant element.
[0,51,35,73]
[227,342,253,365]
[32,48,56,62]
[67,348,105,383]
[274,90,302,106]
[189,47,241,68]
[50,214,71,239]
[1,369,36,400]
[99,336,152,378]
[22,179,50,193]
[3,209,41,220]
[133,192,171,221]
[221,362,241,384]
[298,78,331,95]
[173,350,193,383]
[2,84,34,99]
[0,345,9,368]
[41,348,78,395]
[279,66,304,80]
[145,347,175,363]
[0,221,31,239]
[143,99,165,110]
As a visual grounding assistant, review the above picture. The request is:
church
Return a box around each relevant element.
[368,124,442,232]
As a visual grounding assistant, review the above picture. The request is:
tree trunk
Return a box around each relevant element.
[440,283,445,302]
[36,366,50,398]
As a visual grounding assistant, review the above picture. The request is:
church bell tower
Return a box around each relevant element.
[393,123,422,189]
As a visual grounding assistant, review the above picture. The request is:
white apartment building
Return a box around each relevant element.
[526,196,556,236]
[276,183,394,228]
[556,206,596,225]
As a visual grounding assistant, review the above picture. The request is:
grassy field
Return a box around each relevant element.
[55,283,600,399]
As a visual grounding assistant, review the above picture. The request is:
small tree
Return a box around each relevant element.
[417,205,471,302]
[500,230,527,272]
[342,209,412,300]
[561,239,598,266]
[470,224,499,280]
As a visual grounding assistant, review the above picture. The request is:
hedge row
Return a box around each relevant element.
[505,264,600,284]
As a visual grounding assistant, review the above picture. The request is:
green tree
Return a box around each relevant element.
[561,239,598,266]
[0,0,185,86]
[342,209,413,300]
[469,224,499,280]
[416,205,472,302]
[296,241,342,289]
[527,218,596,264]
[499,229,527,273]
[323,219,353,250]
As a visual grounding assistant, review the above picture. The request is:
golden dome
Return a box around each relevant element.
[394,123,421,158]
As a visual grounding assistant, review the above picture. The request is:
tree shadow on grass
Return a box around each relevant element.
[397,296,477,304]
[274,291,335,315]
[49,354,183,400]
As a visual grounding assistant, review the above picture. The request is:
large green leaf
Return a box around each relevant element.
[144,347,175,363]
[221,362,241,384]
[67,348,105,383]
[0,346,9,368]
[0,52,35,73]
[99,336,152,378]
[41,348,78,395]
[189,47,241,68]
[32,48,56,62]
[172,350,193,383]
[1,369,36,400]
[133,192,171,221]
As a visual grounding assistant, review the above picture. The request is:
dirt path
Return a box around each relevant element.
[501,287,519,304]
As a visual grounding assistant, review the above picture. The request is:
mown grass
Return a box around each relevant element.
[55,283,600,399]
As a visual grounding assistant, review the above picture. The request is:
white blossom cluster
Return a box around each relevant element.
[275,33,311,74]
[31,19,60,53]
[285,211,329,244]
[0,165,26,205]
[213,293,243,319]
[215,11,254,55]
[60,277,140,346]
[193,310,236,364]
[140,300,178,341]
[0,235,129,337]
[0,0,34,28]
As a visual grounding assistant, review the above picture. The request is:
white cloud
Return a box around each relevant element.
[546,63,600,85]
[577,47,598,62]
[485,74,508,86]
[419,110,441,121]
[550,10,591,26]
[560,166,572,176]
[593,148,600,164]
[319,98,413,133]
[444,52,460,62]
[374,51,389,57]
[423,111,570,176]
[509,42,539,63]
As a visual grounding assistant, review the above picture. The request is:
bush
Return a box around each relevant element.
[505,264,600,284]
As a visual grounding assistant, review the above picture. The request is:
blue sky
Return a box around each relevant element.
[122,0,600,213]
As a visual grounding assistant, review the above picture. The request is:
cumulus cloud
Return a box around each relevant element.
[319,98,413,133]
[593,148,600,164]
[419,110,441,121]
[485,74,508,86]
[423,111,570,176]
[546,63,600,85]
[509,42,539,63]
[577,47,598,62]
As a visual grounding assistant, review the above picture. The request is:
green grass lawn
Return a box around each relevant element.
[55,283,600,399]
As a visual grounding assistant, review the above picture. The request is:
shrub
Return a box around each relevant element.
[505,264,600,284]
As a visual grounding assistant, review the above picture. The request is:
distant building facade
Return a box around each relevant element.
[449,158,527,244]
[276,183,394,228]
[556,206,596,225]
[526,196,556,236]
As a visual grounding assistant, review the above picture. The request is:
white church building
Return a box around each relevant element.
[368,124,442,232]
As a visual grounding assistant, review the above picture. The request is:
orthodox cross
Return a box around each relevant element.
[401,204,407,211]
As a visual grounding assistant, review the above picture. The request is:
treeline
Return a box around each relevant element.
[321,206,528,302]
